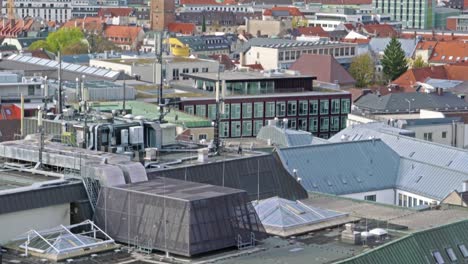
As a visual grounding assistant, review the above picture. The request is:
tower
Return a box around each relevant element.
[7,0,15,21]
[150,0,175,31]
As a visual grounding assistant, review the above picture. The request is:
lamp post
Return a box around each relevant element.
[213,56,223,154]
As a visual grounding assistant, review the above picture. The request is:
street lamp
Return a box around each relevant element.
[404,98,415,114]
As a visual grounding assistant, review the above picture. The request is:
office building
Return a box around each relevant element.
[372,0,436,29]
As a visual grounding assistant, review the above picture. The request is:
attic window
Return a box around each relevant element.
[446,160,453,166]
[409,151,415,157]
[449,56,453,60]
[441,55,446,60]
[432,251,445,264]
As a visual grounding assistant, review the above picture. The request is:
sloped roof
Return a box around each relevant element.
[296,26,329,38]
[62,17,105,32]
[369,38,419,57]
[257,125,312,147]
[362,24,397,37]
[98,7,133,17]
[254,196,347,229]
[354,92,468,113]
[345,30,368,40]
[263,7,303,17]
[168,22,196,35]
[427,41,468,64]
[276,140,401,195]
[289,54,356,86]
[104,25,143,43]
[337,219,468,264]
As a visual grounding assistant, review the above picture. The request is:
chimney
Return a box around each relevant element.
[437,87,443,96]
[463,181,468,192]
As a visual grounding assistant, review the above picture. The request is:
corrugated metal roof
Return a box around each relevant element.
[369,38,418,57]
[337,219,468,264]
[276,140,400,195]
[329,123,468,200]
[254,196,347,228]
[257,125,312,147]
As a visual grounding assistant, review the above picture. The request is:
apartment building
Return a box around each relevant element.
[372,0,436,29]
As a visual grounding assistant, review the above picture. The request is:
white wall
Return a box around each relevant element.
[341,189,395,205]
[0,204,70,244]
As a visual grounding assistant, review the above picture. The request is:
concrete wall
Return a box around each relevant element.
[0,204,70,244]
[244,46,278,70]
[246,19,291,37]
[441,191,467,207]
[341,189,395,205]
[406,122,465,148]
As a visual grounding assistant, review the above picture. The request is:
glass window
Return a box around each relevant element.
[432,251,445,264]
[341,99,350,114]
[403,195,407,207]
[231,121,241,137]
[265,102,275,117]
[408,196,413,207]
[424,132,433,141]
[330,116,340,131]
[253,120,263,136]
[364,195,376,202]
[442,131,447,138]
[195,105,206,117]
[279,51,284,61]
[341,116,347,130]
[398,193,403,206]
[172,68,179,80]
[309,117,318,132]
[184,105,194,115]
[276,101,286,117]
[320,100,329,115]
[220,121,229,137]
[309,100,318,115]
[288,119,296,129]
[331,99,340,114]
[320,117,329,132]
[254,102,264,118]
[242,103,252,119]
[242,121,252,137]
[287,101,297,116]
[182,68,189,79]
[298,100,308,116]
[221,103,230,119]
[285,51,290,60]
[208,104,216,120]
[298,118,307,131]
[231,103,241,119]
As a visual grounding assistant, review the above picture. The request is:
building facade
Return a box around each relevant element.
[150,0,175,31]
[178,72,351,139]
[242,41,357,70]
[446,15,468,31]
[372,0,436,29]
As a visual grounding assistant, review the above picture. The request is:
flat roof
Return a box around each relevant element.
[180,90,350,101]
[0,170,51,191]
[181,71,315,82]
[111,177,245,202]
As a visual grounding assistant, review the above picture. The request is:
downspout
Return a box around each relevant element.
[95,124,103,151]
[88,125,95,150]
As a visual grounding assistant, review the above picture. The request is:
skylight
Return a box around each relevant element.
[432,251,445,264]
[446,248,457,261]
[459,244,468,258]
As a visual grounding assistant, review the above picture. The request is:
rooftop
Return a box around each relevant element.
[181,70,315,81]
[111,177,244,201]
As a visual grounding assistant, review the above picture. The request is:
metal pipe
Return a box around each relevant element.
[95,124,103,151]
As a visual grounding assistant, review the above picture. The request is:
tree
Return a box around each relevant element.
[410,55,429,69]
[381,37,408,81]
[29,27,86,54]
[201,15,206,33]
[87,34,121,53]
[349,53,375,88]
[61,41,89,55]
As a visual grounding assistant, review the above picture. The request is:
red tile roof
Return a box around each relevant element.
[104,25,143,44]
[98,7,133,18]
[0,18,37,38]
[424,41,468,64]
[296,26,329,37]
[400,32,468,41]
[167,22,196,35]
[289,54,356,87]
[263,7,303,17]
[62,17,105,32]
[343,23,356,31]
[244,64,264,71]
[209,54,236,70]
[362,24,397,37]
[392,62,468,88]
[321,0,371,4]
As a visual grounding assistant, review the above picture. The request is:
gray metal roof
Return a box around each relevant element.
[369,38,419,57]
[399,117,462,127]
[276,140,401,195]
[354,92,468,113]
[254,196,347,228]
[235,38,297,54]
[257,125,312,147]
[327,123,468,199]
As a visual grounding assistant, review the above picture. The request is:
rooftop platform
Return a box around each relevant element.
[181,71,315,82]
[0,169,51,192]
